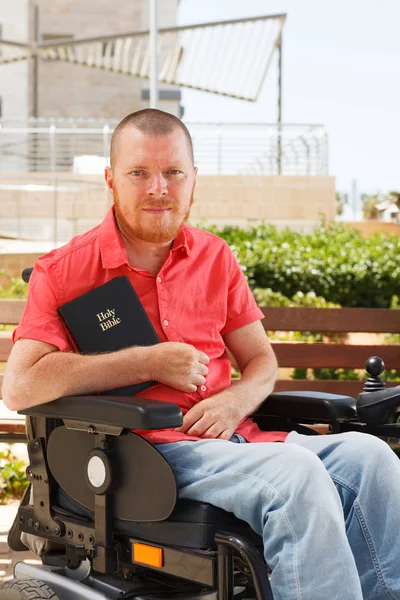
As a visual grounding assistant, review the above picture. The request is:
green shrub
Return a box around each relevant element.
[207,222,400,308]
[0,269,28,299]
[0,448,29,503]
[292,368,362,382]
[253,288,341,309]
[252,288,292,307]
[292,368,308,380]
[253,288,342,343]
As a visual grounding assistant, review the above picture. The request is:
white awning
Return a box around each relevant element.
[0,14,286,102]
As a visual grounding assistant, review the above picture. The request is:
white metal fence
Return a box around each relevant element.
[0,119,329,244]
[0,118,329,176]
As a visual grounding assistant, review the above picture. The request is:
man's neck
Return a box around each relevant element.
[123,237,173,276]
[115,213,174,276]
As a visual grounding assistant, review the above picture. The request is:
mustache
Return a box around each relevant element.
[138,199,175,210]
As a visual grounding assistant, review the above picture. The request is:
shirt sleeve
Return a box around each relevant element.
[220,244,264,336]
[12,257,73,352]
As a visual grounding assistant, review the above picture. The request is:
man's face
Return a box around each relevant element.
[105,127,197,244]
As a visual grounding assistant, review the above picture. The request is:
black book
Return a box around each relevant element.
[58,276,160,396]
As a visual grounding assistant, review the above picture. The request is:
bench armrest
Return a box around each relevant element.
[18,395,183,431]
[253,391,357,423]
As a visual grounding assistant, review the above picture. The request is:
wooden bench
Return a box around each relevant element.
[263,306,400,395]
[1,299,399,442]
[0,299,27,441]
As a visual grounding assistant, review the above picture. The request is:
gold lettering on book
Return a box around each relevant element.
[96,309,121,332]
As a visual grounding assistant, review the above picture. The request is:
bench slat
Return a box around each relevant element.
[3,302,399,332]
[261,307,400,333]
[0,421,25,433]
[0,299,26,324]
[0,337,13,361]
[272,343,400,369]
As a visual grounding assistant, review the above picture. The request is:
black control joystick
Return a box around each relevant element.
[363,356,386,392]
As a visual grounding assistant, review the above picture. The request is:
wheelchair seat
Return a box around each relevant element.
[56,490,263,549]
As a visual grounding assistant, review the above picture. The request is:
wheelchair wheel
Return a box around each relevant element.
[0,578,59,599]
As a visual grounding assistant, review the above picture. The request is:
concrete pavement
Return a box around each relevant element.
[0,444,40,582]
[0,501,40,582]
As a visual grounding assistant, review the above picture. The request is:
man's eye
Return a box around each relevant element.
[130,170,144,176]
[168,170,181,175]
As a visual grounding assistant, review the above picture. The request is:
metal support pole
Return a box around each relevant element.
[49,124,56,172]
[32,3,39,117]
[53,177,58,247]
[277,31,283,175]
[217,124,222,175]
[149,0,158,108]
[103,123,110,165]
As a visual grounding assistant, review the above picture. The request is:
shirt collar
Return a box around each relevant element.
[98,206,191,269]
[171,226,192,257]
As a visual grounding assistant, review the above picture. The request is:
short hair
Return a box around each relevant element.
[110,108,194,167]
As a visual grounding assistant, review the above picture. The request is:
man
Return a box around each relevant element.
[2,109,400,600]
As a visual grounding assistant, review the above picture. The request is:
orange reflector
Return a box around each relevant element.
[133,542,163,568]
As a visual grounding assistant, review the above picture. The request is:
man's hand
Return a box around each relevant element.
[151,342,210,393]
[174,389,243,440]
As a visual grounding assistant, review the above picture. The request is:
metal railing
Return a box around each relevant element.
[0,118,328,176]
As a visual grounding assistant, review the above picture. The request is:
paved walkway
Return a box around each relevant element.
[0,444,40,582]
[0,502,41,582]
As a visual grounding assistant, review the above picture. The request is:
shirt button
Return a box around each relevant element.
[200,385,207,392]
[157,276,162,283]
[163,319,169,326]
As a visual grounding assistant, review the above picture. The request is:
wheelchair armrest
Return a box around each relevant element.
[18,395,183,431]
[253,391,357,423]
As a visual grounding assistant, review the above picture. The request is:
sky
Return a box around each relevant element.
[177,0,400,195]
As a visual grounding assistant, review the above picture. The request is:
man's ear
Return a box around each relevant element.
[104,167,114,197]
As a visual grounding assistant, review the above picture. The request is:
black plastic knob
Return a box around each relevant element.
[363,356,386,392]
[365,356,385,377]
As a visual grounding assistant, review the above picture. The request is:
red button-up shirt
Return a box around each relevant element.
[13,208,287,444]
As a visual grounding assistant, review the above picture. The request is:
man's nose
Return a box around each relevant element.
[147,174,168,197]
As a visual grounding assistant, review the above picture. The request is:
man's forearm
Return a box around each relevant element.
[3,345,155,410]
[228,349,278,420]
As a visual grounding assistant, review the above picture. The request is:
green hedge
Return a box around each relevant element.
[0,448,29,503]
[207,222,400,308]
[2,222,400,308]
[0,270,27,299]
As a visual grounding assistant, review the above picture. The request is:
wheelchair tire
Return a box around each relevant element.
[0,578,60,599]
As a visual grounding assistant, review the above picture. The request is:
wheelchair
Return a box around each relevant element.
[2,272,400,599]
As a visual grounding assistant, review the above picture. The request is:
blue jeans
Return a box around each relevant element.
[156,431,400,600]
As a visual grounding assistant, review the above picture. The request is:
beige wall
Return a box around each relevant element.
[0,173,337,244]
[0,175,337,225]
[35,0,180,118]
[0,253,41,277]
[0,0,30,118]
[343,221,400,237]
[1,0,180,119]
[191,176,337,230]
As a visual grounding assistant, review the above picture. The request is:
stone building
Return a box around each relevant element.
[0,0,181,119]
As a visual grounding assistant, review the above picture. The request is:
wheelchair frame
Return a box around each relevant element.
[2,378,399,600]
